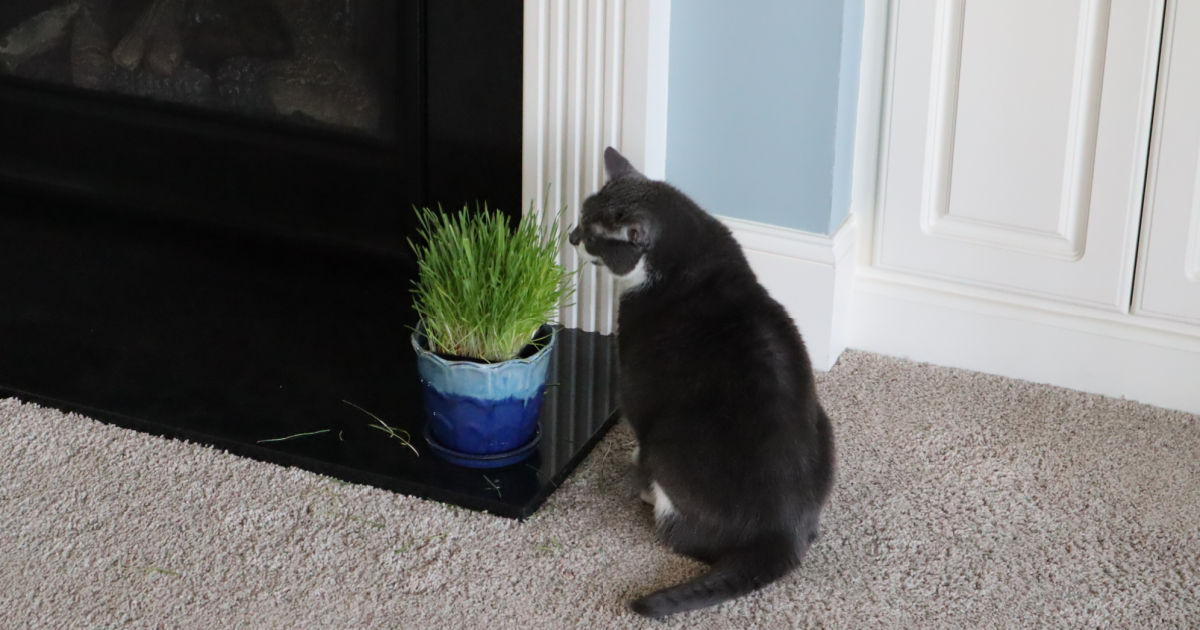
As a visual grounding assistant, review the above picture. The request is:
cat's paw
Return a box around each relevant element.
[639,486,654,505]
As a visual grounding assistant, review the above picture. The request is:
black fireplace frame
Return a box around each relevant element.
[0,0,524,258]
[0,1,623,519]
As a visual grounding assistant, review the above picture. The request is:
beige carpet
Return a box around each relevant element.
[2,350,1198,629]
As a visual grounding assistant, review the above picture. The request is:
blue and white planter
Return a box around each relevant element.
[412,323,556,469]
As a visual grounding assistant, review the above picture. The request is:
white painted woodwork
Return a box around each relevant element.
[875,0,1163,309]
[850,0,1200,413]
[851,267,1200,415]
[850,0,888,265]
[1133,0,1200,326]
[522,0,670,334]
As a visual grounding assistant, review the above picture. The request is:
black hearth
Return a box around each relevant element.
[0,0,618,518]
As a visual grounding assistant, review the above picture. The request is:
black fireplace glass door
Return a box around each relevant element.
[0,0,396,138]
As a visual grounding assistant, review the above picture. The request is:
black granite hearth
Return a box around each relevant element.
[0,190,619,519]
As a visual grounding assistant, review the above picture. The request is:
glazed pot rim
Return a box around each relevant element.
[411,321,558,368]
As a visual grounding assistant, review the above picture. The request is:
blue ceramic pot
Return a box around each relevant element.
[412,324,556,467]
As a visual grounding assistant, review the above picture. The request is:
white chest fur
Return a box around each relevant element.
[615,257,649,295]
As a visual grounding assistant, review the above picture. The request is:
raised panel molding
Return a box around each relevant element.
[1131,0,1200,325]
[1187,182,1200,282]
[851,0,1200,415]
[920,0,1109,261]
[876,0,1162,310]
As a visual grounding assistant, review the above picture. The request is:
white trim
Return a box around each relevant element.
[844,0,1200,415]
[522,0,671,334]
[858,267,1200,351]
[720,206,1200,412]
[1131,0,1200,326]
[852,0,890,268]
[869,0,1161,312]
[717,215,854,265]
[620,0,671,180]
[850,268,1200,415]
[719,215,858,371]
[912,0,1108,263]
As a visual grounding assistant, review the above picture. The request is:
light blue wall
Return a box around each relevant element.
[666,0,864,235]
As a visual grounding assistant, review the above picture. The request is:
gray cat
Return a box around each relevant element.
[570,148,836,618]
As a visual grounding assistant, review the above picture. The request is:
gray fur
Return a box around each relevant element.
[572,147,837,618]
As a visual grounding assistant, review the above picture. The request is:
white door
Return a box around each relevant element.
[875,0,1163,310]
[1133,0,1200,326]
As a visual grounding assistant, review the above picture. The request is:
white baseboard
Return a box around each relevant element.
[719,211,1200,413]
[850,268,1200,415]
[719,215,857,371]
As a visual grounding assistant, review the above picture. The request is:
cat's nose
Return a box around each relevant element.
[568,226,582,246]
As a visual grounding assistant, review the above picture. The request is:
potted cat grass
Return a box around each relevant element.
[408,203,573,469]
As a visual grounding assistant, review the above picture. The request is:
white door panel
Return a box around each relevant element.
[877,0,1163,309]
[949,0,1099,237]
[1133,0,1200,325]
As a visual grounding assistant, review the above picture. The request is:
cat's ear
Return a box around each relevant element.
[621,221,650,249]
[604,147,643,181]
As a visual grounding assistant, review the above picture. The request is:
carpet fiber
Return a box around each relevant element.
[2,351,1198,628]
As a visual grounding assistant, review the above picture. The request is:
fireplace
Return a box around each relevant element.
[3,0,395,135]
[0,0,529,252]
[0,0,620,518]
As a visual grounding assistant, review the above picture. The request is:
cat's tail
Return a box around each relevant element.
[629,532,801,619]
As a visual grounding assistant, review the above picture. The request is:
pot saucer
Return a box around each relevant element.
[423,426,541,469]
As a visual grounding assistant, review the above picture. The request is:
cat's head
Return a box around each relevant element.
[569,147,662,292]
